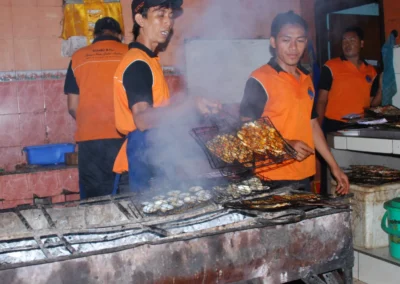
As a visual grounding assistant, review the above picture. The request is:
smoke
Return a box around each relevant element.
[143,109,214,188]
[138,1,296,188]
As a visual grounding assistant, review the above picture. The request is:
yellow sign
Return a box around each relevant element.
[61,1,124,44]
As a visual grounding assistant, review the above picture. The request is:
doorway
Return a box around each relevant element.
[315,0,385,69]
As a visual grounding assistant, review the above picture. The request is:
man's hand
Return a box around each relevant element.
[287,140,315,162]
[194,96,221,115]
[331,166,350,195]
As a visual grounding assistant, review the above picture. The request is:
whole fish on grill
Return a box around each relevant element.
[237,120,286,156]
[345,165,400,185]
[206,134,253,164]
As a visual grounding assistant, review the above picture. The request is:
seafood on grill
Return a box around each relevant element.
[271,193,320,202]
[189,186,203,192]
[168,190,181,196]
[237,120,286,156]
[213,177,266,199]
[140,187,214,215]
[206,134,253,164]
[344,165,400,185]
[183,195,198,204]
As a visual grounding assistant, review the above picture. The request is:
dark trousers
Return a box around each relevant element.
[78,138,124,198]
[320,117,347,195]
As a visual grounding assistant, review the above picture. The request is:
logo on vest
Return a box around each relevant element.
[366,75,372,83]
[307,87,315,100]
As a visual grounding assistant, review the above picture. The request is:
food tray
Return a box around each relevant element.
[190,117,297,177]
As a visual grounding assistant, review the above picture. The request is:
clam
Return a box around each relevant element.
[153,195,165,200]
[154,200,167,206]
[179,193,190,198]
[167,197,178,203]
[143,204,158,214]
[183,196,197,204]
[238,185,252,195]
[171,200,184,207]
[189,186,203,192]
[160,203,174,212]
[197,193,212,201]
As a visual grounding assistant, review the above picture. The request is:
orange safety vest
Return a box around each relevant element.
[71,39,128,141]
[113,48,170,173]
[251,64,316,181]
[324,58,377,121]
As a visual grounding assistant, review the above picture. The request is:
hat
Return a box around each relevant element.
[131,0,183,16]
[94,17,122,36]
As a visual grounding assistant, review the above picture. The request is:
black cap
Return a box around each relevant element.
[131,0,183,16]
[93,17,122,36]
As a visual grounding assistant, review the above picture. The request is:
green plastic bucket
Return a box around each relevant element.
[381,197,400,260]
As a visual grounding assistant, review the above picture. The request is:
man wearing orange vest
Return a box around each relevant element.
[317,26,381,133]
[317,27,381,193]
[64,17,128,198]
[113,0,220,192]
[240,11,349,195]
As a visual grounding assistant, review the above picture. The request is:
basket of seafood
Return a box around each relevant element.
[190,117,297,175]
[137,185,215,216]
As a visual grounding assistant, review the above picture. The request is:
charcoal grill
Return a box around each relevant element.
[0,183,354,284]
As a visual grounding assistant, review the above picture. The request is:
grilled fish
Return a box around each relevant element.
[206,134,253,164]
[237,120,286,156]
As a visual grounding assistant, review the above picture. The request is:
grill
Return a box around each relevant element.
[190,116,297,177]
[344,165,400,185]
[0,178,353,284]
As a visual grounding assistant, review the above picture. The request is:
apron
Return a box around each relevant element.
[126,130,153,192]
[112,129,164,194]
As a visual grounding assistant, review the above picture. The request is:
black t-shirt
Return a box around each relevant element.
[123,42,158,109]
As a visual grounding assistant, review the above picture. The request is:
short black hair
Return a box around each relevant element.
[94,17,122,37]
[343,26,364,41]
[132,2,172,41]
[271,11,308,38]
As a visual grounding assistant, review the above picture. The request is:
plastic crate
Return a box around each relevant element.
[23,143,76,165]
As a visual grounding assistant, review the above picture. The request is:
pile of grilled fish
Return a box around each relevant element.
[206,119,287,165]
[237,120,286,156]
[206,134,253,164]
